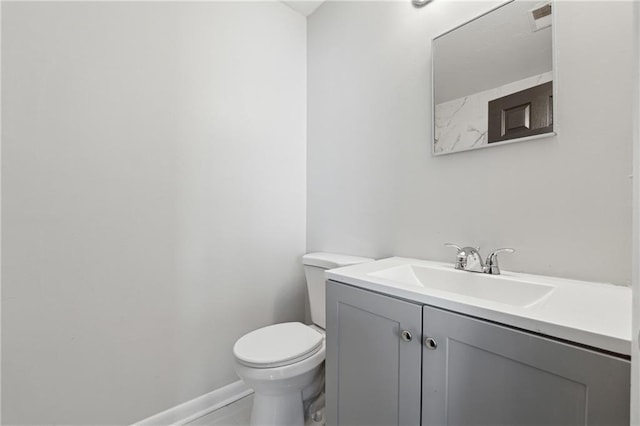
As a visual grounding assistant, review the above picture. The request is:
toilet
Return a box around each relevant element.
[233,252,373,426]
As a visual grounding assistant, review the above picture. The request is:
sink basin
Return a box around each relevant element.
[368,264,554,307]
[326,256,631,355]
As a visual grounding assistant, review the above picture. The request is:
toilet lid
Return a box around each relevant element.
[233,322,324,368]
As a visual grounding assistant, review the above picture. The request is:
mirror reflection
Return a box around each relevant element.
[433,0,554,155]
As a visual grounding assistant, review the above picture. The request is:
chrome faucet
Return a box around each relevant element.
[444,244,484,272]
[445,243,515,275]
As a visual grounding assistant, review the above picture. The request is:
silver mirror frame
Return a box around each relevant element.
[431,0,558,156]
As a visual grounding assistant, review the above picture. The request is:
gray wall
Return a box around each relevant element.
[307,1,634,286]
[2,2,306,424]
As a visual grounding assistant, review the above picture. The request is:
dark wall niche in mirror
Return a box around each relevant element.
[432,0,556,156]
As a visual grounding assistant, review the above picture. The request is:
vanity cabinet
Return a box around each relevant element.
[326,280,631,426]
[421,305,630,425]
[325,280,422,426]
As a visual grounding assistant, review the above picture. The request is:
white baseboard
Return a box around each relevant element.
[133,380,253,426]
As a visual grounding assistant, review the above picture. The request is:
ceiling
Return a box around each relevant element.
[281,1,325,17]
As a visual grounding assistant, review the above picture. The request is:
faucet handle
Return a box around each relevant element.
[444,243,462,252]
[484,248,515,275]
[445,243,464,270]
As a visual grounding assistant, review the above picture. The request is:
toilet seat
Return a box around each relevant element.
[233,322,324,368]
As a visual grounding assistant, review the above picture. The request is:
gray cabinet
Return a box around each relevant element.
[325,281,422,426]
[422,305,630,426]
[326,280,631,426]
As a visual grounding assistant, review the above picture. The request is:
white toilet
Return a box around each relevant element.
[233,252,373,426]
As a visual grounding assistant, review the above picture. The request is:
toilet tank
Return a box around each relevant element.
[302,252,374,329]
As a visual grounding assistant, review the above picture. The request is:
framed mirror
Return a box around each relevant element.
[432,0,555,155]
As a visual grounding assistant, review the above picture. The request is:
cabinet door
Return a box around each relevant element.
[422,305,630,426]
[326,281,422,426]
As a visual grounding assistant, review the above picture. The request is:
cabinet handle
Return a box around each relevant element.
[400,330,413,342]
[424,337,438,350]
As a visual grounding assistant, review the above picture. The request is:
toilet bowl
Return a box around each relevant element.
[234,323,325,425]
[232,253,373,426]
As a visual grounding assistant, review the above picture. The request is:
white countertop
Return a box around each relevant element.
[326,257,632,356]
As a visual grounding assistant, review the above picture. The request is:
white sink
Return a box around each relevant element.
[368,264,554,307]
[326,257,632,355]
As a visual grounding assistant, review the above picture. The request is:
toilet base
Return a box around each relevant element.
[242,365,325,426]
[251,392,304,426]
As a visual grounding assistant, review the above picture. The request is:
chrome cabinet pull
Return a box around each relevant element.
[424,337,438,350]
[401,330,413,342]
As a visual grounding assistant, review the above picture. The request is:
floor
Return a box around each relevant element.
[187,394,326,426]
